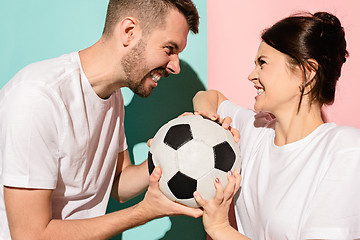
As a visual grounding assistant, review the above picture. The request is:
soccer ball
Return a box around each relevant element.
[148,115,241,208]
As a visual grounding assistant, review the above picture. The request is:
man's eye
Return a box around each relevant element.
[165,46,174,55]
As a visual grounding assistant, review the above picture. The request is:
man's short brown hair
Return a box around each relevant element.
[103,0,199,37]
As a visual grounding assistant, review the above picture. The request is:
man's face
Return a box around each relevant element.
[121,9,189,98]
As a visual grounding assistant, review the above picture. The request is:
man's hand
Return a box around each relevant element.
[138,166,203,219]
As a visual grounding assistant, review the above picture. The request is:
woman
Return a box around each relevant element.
[192,12,360,240]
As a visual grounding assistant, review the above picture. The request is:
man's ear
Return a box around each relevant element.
[119,17,140,46]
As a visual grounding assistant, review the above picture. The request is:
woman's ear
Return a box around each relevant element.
[306,58,319,82]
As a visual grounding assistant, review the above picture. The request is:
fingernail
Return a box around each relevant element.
[154,167,160,177]
[228,171,233,176]
[193,191,198,197]
[212,115,217,120]
[215,178,220,183]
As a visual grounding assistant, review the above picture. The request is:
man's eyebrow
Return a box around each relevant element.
[166,41,179,51]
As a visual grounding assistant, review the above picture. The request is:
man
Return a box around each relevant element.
[0,0,202,239]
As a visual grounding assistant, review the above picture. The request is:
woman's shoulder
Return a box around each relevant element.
[324,123,360,151]
[327,123,360,139]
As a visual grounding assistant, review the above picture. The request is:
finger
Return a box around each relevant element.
[213,177,224,205]
[195,111,220,122]
[193,191,206,207]
[210,114,220,121]
[178,112,194,118]
[173,200,204,218]
[223,171,236,200]
[222,117,232,130]
[230,127,240,143]
[147,138,153,147]
[233,169,242,192]
[149,166,162,187]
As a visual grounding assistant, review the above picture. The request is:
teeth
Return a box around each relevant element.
[150,71,161,82]
[257,88,264,95]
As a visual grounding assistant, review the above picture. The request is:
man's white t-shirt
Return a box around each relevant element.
[218,100,360,240]
[0,52,127,239]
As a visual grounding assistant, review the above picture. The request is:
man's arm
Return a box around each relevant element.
[4,186,147,240]
[111,149,149,203]
[4,167,203,240]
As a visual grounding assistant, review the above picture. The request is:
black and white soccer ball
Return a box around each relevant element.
[148,114,241,208]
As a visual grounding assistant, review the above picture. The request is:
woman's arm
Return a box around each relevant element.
[193,90,240,142]
[193,90,228,114]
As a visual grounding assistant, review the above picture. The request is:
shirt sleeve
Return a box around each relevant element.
[1,83,62,189]
[301,149,360,239]
[218,100,255,134]
[116,90,127,153]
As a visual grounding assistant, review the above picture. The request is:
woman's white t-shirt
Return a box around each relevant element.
[218,100,360,240]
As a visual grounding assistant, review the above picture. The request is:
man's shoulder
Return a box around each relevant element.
[1,52,81,102]
[18,52,80,84]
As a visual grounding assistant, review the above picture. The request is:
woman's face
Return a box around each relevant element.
[248,41,303,115]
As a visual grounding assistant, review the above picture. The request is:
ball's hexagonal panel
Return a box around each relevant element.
[159,178,177,202]
[177,140,214,179]
[164,124,193,150]
[224,130,242,168]
[190,117,227,147]
[213,141,236,172]
[149,140,178,181]
[197,168,230,201]
[148,152,155,175]
[168,171,197,199]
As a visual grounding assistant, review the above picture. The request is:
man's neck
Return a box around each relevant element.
[79,38,126,99]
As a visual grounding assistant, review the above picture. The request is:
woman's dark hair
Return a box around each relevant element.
[261,12,348,107]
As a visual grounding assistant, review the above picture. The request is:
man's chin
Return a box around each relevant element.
[133,87,154,98]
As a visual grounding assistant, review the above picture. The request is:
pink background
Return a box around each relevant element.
[207,0,360,128]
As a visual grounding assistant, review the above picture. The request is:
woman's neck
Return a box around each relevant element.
[273,103,324,146]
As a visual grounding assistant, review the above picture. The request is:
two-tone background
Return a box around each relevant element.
[1,1,358,239]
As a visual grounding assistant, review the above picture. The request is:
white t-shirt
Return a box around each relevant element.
[218,100,360,240]
[0,52,127,239]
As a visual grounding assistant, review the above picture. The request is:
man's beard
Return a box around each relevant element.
[121,39,154,98]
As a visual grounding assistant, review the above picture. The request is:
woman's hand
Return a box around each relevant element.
[177,111,240,143]
[193,170,241,238]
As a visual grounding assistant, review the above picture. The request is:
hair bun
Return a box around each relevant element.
[314,12,342,28]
